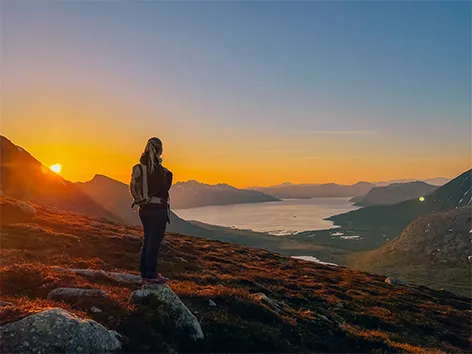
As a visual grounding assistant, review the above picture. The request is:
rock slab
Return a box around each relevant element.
[129,284,204,341]
[54,268,142,285]
[0,308,121,353]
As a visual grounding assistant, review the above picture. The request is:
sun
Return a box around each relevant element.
[50,164,62,174]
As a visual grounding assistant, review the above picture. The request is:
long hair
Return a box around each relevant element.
[141,137,163,173]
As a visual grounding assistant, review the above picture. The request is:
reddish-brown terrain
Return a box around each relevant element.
[1,196,470,353]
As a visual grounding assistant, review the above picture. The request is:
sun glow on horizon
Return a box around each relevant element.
[50,164,62,174]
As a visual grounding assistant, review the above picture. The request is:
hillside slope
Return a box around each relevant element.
[171,180,280,209]
[1,196,470,353]
[351,181,438,206]
[76,174,285,250]
[328,169,472,236]
[252,182,375,199]
[346,208,471,297]
[0,136,118,221]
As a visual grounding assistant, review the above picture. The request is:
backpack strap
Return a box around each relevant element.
[139,163,149,200]
[131,163,149,208]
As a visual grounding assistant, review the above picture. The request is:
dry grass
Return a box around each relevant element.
[1,197,471,353]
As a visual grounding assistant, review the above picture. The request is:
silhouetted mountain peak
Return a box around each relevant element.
[1,136,120,221]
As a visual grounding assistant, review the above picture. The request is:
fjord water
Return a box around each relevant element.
[173,197,359,236]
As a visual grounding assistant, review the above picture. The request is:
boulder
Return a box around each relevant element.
[208,299,217,307]
[0,308,121,353]
[385,277,407,286]
[17,201,36,218]
[129,284,204,341]
[47,288,110,302]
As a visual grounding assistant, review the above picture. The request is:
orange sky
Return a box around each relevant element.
[2,84,470,188]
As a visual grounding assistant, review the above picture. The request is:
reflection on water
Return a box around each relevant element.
[173,197,358,236]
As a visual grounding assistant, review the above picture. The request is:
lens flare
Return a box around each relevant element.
[50,164,62,174]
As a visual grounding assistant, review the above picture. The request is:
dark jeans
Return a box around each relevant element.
[139,206,168,279]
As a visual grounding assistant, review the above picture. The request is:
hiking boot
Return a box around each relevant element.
[157,273,169,283]
[143,276,168,285]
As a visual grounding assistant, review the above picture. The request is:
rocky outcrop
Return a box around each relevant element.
[0,308,121,353]
[129,284,204,341]
[54,267,142,285]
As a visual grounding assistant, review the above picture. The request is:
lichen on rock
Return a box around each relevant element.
[0,308,121,353]
[129,284,204,341]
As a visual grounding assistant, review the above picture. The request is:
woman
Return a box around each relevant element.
[130,137,173,284]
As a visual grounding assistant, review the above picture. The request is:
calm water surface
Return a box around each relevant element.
[173,197,359,236]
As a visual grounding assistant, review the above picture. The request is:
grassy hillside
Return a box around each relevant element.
[1,196,471,353]
[345,208,471,297]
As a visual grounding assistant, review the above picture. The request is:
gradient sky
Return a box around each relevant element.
[2,1,470,187]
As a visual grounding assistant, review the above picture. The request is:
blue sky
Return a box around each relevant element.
[2,1,471,185]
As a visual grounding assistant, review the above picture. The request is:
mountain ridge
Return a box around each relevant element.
[170,180,280,209]
[350,181,438,206]
[251,182,375,199]
[0,136,119,222]
[328,169,472,236]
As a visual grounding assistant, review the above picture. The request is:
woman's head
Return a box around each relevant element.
[142,137,163,172]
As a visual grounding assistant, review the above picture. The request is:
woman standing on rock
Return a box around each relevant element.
[130,137,173,284]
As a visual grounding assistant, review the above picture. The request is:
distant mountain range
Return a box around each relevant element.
[350,181,438,206]
[170,180,280,209]
[327,169,472,236]
[251,182,375,199]
[76,174,279,248]
[374,177,450,187]
[0,136,118,221]
[347,207,471,296]
[1,137,264,244]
